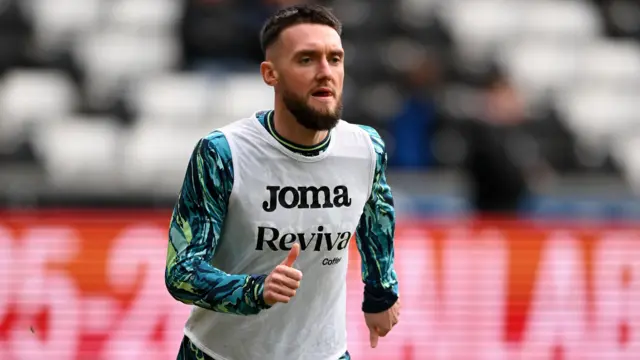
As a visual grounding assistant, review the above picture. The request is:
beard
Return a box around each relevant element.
[281,88,343,131]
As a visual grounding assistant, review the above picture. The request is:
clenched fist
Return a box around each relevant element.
[263,243,303,306]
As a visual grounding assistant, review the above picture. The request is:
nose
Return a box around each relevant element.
[315,58,333,81]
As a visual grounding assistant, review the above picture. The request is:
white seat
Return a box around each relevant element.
[0,70,78,147]
[500,41,580,106]
[121,122,210,194]
[74,31,180,107]
[131,74,211,121]
[215,73,273,124]
[24,0,103,52]
[105,0,181,34]
[442,0,523,65]
[557,87,640,148]
[577,40,640,85]
[136,115,204,127]
[519,0,601,40]
[32,116,122,191]
[611,135,640,195]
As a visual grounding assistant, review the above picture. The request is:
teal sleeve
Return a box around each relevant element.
[165,131,270,315]
[355,125,400,313]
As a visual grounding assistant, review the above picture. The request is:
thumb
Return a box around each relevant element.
[281,243,300,267]
[369,327,379,348]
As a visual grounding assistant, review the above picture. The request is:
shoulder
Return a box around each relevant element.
[335,120,385,148]
[212,114,266,145]
[354,124,385,155]
[337,121,386,160]
[201,111,263,158]
[201,130,232,163]
[194,131,234,189]
[350,125,388,180]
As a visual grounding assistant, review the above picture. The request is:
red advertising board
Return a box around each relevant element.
[0,211,638,359]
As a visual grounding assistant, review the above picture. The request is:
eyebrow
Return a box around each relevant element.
[294,49,344,58]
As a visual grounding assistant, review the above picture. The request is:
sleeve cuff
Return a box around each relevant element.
[362,284,398,313]
[249,274,272,310]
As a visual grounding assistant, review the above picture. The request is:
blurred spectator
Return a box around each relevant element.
[180,0,315,72]
[0,0,32,76]
[388,53,444,169]
[180,0,263,71]
[460,73,535,213]
[594,0,640,40]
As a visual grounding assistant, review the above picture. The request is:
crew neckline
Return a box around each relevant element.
[264,110,331,155]
[252,111,335,163]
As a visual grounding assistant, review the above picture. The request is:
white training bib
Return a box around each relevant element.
[184,113,376,360]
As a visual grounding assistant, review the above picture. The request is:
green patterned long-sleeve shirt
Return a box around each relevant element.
[165,111,398,315]
[356,125,399,313]
[165,131,269,315]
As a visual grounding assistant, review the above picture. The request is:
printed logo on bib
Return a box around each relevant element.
[262,185,352,212]
[255,225,352,266]
[258,185,356,266]
[256,225,351,251]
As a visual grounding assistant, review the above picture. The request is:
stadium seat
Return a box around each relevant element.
[130,74,211,121]
[0,69,79,147]
[442,0,523,65]
[106,0,181,34]
[120,122,209,193]
[519,0,602,40]
[24,0,103,52]
[74,31,180,108]
[135,115,205,129]
[576,39,640,85]
[216,73,273,125]
[499,41,579,107]
[611,135,640,195]
[557,87,640,148]
[32,116,122,191]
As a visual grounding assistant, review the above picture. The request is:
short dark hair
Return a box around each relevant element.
[259,4,343,55]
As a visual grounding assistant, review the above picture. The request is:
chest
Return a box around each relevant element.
[218,156,371,271]
[230,156,370,227]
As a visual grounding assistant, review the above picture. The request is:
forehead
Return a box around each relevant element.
[278,23,343,53]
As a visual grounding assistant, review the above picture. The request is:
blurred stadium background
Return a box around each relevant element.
[1,0,640,359]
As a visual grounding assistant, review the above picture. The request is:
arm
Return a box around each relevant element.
[355,126,400,313]
[165,132,270,315]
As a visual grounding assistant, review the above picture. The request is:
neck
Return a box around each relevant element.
[273,101,328,147]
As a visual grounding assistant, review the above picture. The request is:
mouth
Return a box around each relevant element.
[311,88,334,98]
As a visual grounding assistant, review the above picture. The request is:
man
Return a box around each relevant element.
[166,5,400,360]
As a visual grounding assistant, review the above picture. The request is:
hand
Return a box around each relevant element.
[263,243,303,306]
[365,298,400,348]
